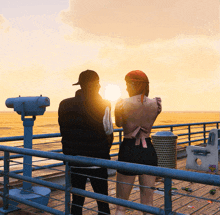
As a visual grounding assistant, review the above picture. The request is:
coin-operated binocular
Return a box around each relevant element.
[6,95,50,118]
[4,96,51,209]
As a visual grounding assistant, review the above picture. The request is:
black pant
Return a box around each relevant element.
[70,167,110,215]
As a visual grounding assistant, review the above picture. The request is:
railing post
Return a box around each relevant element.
[170,126,173,132]
[203,124,206,144]
[164,177,172,215]
[0,151,20,215]
[65,162,71,215]
[217,122,219,129]
[3,151,10,210]
[188,125,191,146]
[119,130,122,144]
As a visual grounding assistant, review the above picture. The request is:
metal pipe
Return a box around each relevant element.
[3,171,176,215]
[65,162,71,215]
[177,130,210,137]
[188,125,191,145]
[1,146,220,186]
[177,138,208,145]
[203,124,206,144]
[0,121,219,142]
[69,187,167,215]
[8,162,64,175]
[0,149,62,161]
[3,151,9,210]
[164,177,172,215]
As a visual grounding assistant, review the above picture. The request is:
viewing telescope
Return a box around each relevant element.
[5,95,51,207]
[5,95,50,116]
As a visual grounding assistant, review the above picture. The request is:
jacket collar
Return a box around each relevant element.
[75,89,102,101]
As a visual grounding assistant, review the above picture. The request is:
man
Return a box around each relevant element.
[58,70,113,215]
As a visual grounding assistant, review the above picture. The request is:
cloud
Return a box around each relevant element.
[0,15,5,29]
[98,35,220,82]
[60,0,219,45]
[0,14,10,32]
[1,9,220,111]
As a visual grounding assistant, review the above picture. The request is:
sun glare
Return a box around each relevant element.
[104,84,121,102]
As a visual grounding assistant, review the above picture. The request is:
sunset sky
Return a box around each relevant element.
[0,0,220,112]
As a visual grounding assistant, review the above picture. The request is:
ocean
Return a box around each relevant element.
[0,111,219,158]
[0,111,219,138]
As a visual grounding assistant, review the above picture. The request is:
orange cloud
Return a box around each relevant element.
[0,14,10,32]
[0,15,5,29]
[0,6,220,111]
[98,36,220,82]
[60,0,219,45]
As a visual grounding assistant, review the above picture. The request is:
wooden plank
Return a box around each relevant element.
[189,189,220,215]
[174,184,216,214]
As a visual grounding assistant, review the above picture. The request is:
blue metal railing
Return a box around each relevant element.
[1,145,220,214]
[0,121,219,177]
[151,121,219,146]
[0,121,219,146]
[0,121,219,214]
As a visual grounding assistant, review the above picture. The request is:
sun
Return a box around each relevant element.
[104,84,121,102]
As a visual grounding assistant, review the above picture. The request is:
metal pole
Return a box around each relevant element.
[164,177,172,215]
[22,118,35,192]
[119,130,122,144]
[65,162,71,215]
[2,145,220,186]
[188,125,191,146]
[170,126,173,132]
[203,124,206,144]
[3,151,10,210]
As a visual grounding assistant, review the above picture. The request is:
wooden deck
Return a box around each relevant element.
[1,156,220,215]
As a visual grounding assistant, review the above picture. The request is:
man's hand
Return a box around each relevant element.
[103,106,113,135]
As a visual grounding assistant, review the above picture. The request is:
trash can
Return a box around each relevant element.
[151,131,178,169]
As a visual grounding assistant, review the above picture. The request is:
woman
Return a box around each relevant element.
[114,70,161,215]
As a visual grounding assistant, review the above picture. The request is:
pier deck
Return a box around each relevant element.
[1,155,220,215]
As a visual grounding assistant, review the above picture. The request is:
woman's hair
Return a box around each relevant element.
[125,70,149,103]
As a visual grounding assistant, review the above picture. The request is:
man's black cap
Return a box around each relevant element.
[72,70,99,86]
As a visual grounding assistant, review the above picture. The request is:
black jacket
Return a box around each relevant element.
[58,90,113,165]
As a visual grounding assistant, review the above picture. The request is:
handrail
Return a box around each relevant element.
[1,146,220,185]
[1,145,220,214]
[152,121,219,128]
[0,133,61,142]
[0,121,218,142]
[0,121,218,178]
[0,121,219,214]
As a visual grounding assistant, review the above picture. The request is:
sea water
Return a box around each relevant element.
[0,111,219,167]
[0,111,219,138]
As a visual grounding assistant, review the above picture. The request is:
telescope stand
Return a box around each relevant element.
[9,116,51,207]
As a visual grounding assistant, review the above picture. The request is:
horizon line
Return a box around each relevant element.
[0,111,219,113]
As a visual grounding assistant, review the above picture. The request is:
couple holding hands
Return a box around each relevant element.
[58,69,161,215]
